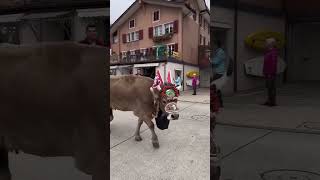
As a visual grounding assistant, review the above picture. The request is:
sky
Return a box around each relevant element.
[110,0,210,24]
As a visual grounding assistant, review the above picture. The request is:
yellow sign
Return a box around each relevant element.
[245,31,285,50]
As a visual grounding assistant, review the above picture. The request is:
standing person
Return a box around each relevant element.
[175,74,182,91]
[211,40,226,107]
[211,40,226,81]
[192,74,198,95]
[136,69,143,76]
[262,38,278,107]
[79,24,105,46]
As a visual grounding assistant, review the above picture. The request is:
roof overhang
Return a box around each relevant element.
[0,13,24,23]
[197,0,210,22]
[111,1,140,33]
[134,63,160,68]
[77,8,109,18]
[21,11,71,20]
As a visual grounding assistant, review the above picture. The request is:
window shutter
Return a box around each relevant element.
[139,30,143,40]
[174,43,178,52]
[173,20,178,33]
[122,34,127,43]
[148,27,153,38]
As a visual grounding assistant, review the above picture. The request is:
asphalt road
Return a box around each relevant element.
[216,125,320,180]
[110,101,210,180]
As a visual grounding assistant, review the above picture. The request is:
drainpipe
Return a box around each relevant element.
[233,0,239,93]
[181,11,185,91]
[283,0,288,84]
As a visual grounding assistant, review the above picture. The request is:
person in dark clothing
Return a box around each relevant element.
[79,24,104,46]
[192,74,198,95]
[262,38,278,107]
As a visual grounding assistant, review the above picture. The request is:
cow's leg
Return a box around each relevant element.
[143,117,159,148]
[0,138,11,180]
[134,118,143,141]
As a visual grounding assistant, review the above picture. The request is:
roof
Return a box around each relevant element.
[77,8,109,17]
[111,0,210,33]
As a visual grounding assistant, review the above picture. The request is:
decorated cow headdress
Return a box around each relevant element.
[152,70,180,98]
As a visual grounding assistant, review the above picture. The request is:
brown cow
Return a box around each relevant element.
[0,42,108,180]
[110,75,179,148]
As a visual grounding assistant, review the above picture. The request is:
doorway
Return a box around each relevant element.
[141,67,156,79]
[288,22,320,82]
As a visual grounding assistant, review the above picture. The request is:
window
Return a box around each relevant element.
[112,31,118,44]
[164,23,174,34]
[140,48,147,61]
[129,19,135,29]
[203,37,206,45]
[200,35,202,45]
[126,31,139,42]
[153,10,160,22]
[121,51,127,61]
[130,50,136,62]
[154,25,163,37]
[167,44,175,55]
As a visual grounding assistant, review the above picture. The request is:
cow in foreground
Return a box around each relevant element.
[110,75,180,148]
[0,42,108,180]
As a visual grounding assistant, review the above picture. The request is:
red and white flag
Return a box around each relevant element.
[153,70,163,90]
[167,70,173,84]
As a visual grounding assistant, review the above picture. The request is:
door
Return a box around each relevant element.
[289,23,320,81]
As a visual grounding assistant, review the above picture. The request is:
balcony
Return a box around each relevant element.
[153,33,174,43]
[110,51,180,65]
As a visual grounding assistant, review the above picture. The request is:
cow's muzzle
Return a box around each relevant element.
[167,113,179,120]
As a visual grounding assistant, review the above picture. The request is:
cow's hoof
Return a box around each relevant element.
[152,141,160,148]
[135,136,142,141]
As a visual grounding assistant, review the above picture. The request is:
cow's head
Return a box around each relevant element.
[155,83,180,120]
[152,83,180,130]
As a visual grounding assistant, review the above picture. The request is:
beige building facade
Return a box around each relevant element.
[110,0,210,90]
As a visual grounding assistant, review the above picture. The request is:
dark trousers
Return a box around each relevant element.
[217,90,223,107]
[266,78,276,105]
[193,86,197,95]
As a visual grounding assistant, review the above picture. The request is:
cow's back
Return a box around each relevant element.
[0,42,108,172]
[110,75,155,114]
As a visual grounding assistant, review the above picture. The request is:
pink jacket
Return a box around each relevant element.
[263,48,278,78]
[192,77,198,87]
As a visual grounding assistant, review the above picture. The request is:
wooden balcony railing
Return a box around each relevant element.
[110,52,180,65]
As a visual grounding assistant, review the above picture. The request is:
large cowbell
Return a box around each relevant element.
[155,109,170,130]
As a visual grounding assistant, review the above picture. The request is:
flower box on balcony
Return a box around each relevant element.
[153,33,173,43]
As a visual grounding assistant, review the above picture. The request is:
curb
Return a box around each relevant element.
[216,121,320,135]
